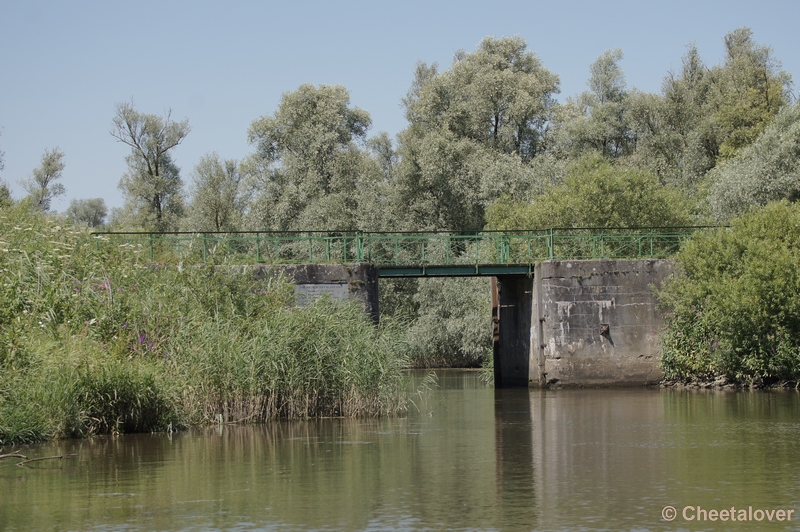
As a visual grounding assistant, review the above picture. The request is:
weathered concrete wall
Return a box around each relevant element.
[530,259,673,387]
[249,263,380,322]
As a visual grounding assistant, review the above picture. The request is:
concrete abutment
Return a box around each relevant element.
[250,263,380,322]
[493,259,673,388]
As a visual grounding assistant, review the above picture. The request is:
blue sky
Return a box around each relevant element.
[1,0,798,211]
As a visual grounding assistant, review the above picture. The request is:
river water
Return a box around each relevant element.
[2,370,800,531]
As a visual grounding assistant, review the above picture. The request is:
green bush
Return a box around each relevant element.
[486,155,692,230]
[659,200,800,384]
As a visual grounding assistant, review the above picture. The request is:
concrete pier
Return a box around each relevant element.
[494,259,673,387]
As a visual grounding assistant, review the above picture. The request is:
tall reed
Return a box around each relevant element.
[0,204,407,445]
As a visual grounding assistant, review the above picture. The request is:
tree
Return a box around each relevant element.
[404,36,560,161]
[486,155,691,230]
[245,84,371,231]
[712,27,792,159]
[111,102,190,230]
[404,277,491,368]
[614,29,790,191]
[20,147,66,212]
[707,102,800,221]
[66,198,107,227]
[396,36,560,230]
[351,132,402,231]
[625,45,718,189]
[0,182,10,207]
[185,153,244,232]
[550,49,634,160]
[117,151,185,230]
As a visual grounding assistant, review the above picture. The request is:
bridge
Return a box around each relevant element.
[91,227,700,275]
[92,227,702,388]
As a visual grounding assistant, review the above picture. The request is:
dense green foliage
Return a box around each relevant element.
[707,102,800,221]
[658,201,800,384]
[65,197,107,228]
[0,204,407,444]
[385,277,491,368]
[486,156,692,230]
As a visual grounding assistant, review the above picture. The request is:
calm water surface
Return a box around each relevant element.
[2,370,800,531]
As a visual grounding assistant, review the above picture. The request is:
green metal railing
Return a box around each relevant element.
[91,227,706,276]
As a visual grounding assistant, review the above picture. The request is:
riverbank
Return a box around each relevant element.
[661,378,800,390]
[0,205,408,444]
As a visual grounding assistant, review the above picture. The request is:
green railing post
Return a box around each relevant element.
[357,233,364,262]
[599,230,604,259]
[202,233,207,263]
[527,232,532,262]
[256,236,261,262]
[149,233,154,260]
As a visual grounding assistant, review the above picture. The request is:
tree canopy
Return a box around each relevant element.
[486,155,691,230]
[111,102,190,231]
[66,198,107,228]
[246,84,373,231]
[20,147,66,212]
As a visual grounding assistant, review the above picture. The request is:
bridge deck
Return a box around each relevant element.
[91,228,708,277]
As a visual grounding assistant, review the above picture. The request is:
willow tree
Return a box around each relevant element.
[712,27,792,159]
[397,36,560,231]
[629,28,791,191]
[245,84,372,231]
[66,198,107,228]
[550,49,636,161]
[625,45,718,189]
[184,153,244,232]
[708,102,800,221]
[111,102,190,231]
[20,147,66,212]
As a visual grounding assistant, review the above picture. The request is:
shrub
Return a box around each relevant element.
[659,200,800,383]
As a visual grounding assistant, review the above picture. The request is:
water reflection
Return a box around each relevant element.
[2,373,800,531]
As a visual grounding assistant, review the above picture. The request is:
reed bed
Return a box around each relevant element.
[0,205,408,445]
